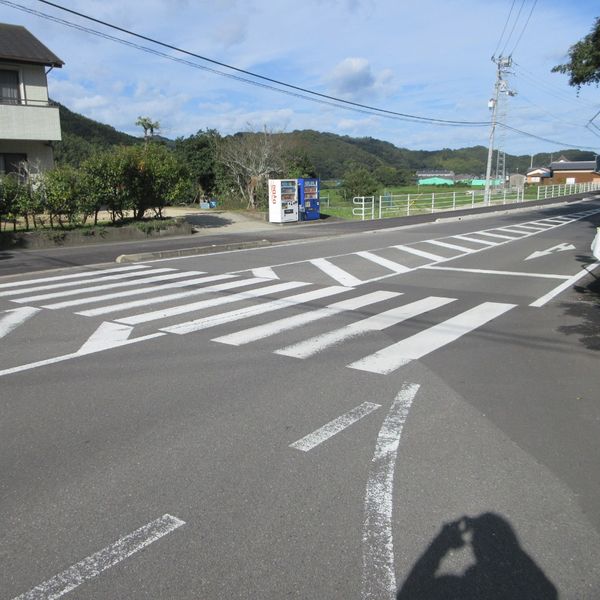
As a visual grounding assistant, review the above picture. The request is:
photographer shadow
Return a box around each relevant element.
[397,512,557,600]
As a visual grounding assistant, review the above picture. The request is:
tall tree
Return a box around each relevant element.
[552,17,600,88]
[215,127,286,209]
[136,116,160,141]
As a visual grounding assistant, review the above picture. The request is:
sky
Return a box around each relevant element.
[1,0,599,156]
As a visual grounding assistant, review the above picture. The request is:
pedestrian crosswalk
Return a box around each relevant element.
[0,263,518,376]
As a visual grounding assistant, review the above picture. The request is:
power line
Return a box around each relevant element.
[497,122,599,151]
[500,0,527,56]
[492,0,517,59]
[508,0,538,56]
[12,0,489,128]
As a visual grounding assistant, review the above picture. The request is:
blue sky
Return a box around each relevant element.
[2,0,599,155]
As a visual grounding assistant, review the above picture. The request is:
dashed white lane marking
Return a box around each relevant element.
[0,268,176,298]
[212,290,400,346]
[290,402,381,452]
[496,227,530,235]
[309,258,363,287]
[0,307,40,339]
[425,239,475,253]
[510,224,548,231]
[348,302,516,374]
[420,265,570,279]
[275,296,455,359]
[43,274,236,310]
[530,262,600,307]
[362,383,420,600]
[116,280,308,326]
[452,235,497,247]
[355,251,410,274]
[392,245,446,262]
[11,514,185,600]
[12,271,196,304]
[75,276,259,317]
[0,265,150,290]
[251,267,279,279]
[160,286,347,335]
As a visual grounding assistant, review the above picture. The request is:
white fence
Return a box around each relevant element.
[350,182,600,221]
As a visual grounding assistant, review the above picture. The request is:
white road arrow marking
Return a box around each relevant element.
[0,306,40,339]
[525,243,576,261]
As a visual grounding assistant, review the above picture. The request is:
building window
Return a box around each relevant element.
[0,69,20,104]
[0,153,27,175]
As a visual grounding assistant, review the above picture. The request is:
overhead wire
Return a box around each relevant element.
[508,0,538,56]
[500,0,527,56]
[1,0,596,151]
[492,0,517,58]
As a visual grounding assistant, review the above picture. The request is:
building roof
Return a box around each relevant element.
[0,23,64,67]
[550,160,596,171]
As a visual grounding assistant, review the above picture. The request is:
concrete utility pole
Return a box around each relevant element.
[484,56,515,205]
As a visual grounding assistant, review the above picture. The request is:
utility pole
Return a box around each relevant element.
[484,56,515,205]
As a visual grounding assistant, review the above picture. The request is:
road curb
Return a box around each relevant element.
[115,239,272,263]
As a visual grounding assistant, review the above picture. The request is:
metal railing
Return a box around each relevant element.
[349,183,600,221]
[536,181,600,200]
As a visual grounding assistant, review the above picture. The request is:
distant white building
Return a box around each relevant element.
[0,23,64,175]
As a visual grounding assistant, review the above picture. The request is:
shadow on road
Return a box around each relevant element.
[396,512,557,600]
[184,214,233,228]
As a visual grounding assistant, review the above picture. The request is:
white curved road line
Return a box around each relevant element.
[362,383,420,600]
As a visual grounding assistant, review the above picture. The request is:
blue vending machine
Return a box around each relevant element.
[297,178,320,221]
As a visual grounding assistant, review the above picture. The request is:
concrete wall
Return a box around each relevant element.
[0,140,55,171]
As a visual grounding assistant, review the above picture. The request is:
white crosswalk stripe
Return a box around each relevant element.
[212,290,401,346]
[392,245,446,262]
[0,265,151,290]
[12,270,202,304]
[0,267,176,298]
[452,235,498,246]
[44,274,236,310]
[115,280,309,326]
[309,258,363,287]
[425,240,475,253]
[347,302,515,374]
[0,306,40,339]
[354,251,410,273]
[275,296,456,359]
[161,286,348,335]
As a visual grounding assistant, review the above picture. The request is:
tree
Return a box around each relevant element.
[173,129,219,198]
[343,166,378,199]
[215,127,287,209]
[136,116,160,141]
[552,17,600,88]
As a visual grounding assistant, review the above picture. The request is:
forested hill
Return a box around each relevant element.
[53,102,139,165]
[53,103,594,176]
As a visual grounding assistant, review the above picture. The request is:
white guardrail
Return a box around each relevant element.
[350,182,600,221]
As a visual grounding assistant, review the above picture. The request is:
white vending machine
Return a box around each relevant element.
[268,179,299,223]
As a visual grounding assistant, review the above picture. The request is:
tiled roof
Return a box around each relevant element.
[550,160,596,171]
[0,23,64,67]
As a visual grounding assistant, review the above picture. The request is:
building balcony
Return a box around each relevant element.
[0,100,61,141]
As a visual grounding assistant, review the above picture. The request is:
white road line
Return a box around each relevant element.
[475,231,519,240]
[213,290,400,346]
[43,274,236,310]
[0,307,40,339]
[392,245,445,262]
[0,331,165,377]
[161,286,347,335]
[420,265,570,279]
[0,268,177,298]
[290,402,381,452]
[362,383,420,600]
[425,240,474,253]
[251,267,279,279]
[275,296,455,359]
[348,302,516,375]
[510,224,549,231]
[496,227,530,235]
[532,220,562,227]
[310,258,363,287]
[11,514,185,600]
[116,281,308,326]
[355,251,410,274]
[12,271,197,303]
[76,276,255,317]
[530,262,600,307]
[0,265,150,290]
[452,235,497,246]
[505,225,546,233]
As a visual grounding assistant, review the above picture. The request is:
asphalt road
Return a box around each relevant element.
[1,197,599,599]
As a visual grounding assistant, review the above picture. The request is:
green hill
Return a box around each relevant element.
[54,103,595,176]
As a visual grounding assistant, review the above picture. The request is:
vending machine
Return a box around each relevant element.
[268,179,299,223]
[297,178,320,221]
